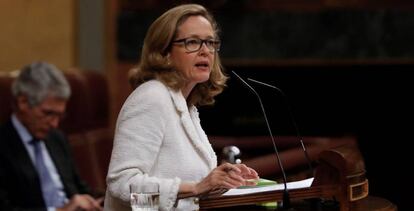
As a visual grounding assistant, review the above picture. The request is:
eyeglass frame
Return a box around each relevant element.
[38,106,66,121]
[171,37,221,53]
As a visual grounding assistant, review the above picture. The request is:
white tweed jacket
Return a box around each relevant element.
[104,80,217,211]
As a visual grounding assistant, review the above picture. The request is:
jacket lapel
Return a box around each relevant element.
[43,132,71,188]
[6,123,39,180]
[4,120,45,203]
[5,121,38,178]
[44,135,64,174]
[168,88,217,169]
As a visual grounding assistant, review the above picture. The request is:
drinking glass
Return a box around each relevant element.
[130,182,160,211]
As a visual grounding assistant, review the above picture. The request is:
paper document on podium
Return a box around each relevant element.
[223,177,314,196]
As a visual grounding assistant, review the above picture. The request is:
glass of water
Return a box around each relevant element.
[130,182,160,211]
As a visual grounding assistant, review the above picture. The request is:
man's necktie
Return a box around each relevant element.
[31,139,65,207]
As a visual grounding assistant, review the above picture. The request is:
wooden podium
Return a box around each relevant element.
[200,145,370,211]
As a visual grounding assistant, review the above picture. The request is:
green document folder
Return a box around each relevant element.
[239,178,279,209]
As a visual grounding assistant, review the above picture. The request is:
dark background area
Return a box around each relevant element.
[118,8,414,61]
[199,64,413,210]
[117,1,414,209]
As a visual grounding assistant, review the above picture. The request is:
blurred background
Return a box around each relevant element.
[1,0,413,209]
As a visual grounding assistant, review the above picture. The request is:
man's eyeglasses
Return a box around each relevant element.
[39,107,66,121]
[172,37,221,53]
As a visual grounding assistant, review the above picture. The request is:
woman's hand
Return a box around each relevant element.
[194,163,259,196]
[232,163,259,186]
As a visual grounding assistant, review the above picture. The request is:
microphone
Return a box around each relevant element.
[222,146,242,164]
[231,71,291,209]
[247,78,315,177]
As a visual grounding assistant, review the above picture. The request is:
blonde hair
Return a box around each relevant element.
[129,4,227,106]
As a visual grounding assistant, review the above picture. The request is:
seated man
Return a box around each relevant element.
[0,62,102,211]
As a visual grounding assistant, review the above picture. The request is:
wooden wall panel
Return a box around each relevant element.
[0,0,76,72]
[118,0,414,11]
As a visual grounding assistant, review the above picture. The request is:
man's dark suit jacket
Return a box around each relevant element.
[0,119,90,211]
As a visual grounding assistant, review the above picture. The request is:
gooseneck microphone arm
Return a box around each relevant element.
[247,78,314,177]
[231,71,291,209]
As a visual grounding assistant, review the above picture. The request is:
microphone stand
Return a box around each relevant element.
[232,71,292,209]
[247,78,315,177]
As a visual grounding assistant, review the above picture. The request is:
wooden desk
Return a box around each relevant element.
[200,145,397,211]
[351,196,397,211]
[201,199,338,210]
[202,196,396,211]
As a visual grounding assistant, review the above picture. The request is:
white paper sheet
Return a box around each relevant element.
[222,177,314,196]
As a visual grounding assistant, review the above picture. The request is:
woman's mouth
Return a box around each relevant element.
[195,61,210,71]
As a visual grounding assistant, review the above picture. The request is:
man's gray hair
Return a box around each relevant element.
[12,61,71,107]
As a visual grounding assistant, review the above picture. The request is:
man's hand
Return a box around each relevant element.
[57,194,103,211]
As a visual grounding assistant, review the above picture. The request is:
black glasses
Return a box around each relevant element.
[172,37,221,53]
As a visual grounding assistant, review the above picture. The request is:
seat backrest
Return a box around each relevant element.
[0,73,15,124]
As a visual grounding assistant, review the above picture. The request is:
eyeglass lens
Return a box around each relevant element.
[184,38,220,52]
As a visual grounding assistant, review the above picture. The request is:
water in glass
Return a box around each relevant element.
[130,182,160,211]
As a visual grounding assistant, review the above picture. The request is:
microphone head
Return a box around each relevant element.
[222,145,241,164]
